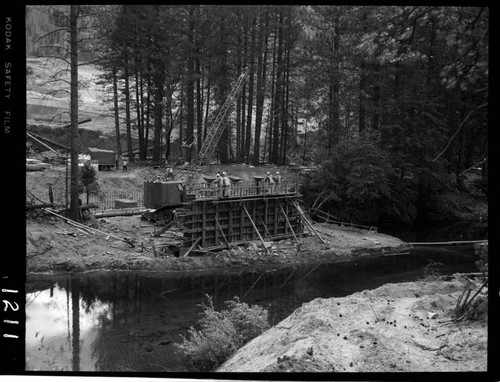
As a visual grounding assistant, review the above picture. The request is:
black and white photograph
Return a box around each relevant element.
[0,3,495,379]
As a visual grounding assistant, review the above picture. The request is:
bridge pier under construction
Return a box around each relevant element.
[179,182,304,251]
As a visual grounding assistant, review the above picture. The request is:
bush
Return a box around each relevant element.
[300,131,419,225]
[79,163,100,204]
[176,295,269,371]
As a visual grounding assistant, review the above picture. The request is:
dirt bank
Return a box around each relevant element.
[217,277,488,372]
[26,213,410,274]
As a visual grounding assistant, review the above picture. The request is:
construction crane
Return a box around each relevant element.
[143,67,249,222]
[149,67,248,184]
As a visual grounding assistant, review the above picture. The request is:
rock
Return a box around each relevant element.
[30,231,44,241]
[427,311,439,319]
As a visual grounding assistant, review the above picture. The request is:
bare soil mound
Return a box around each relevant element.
[217,278,488,373]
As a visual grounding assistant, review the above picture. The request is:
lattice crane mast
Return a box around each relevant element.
[149,67,249,184]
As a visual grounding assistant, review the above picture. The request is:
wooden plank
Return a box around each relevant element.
[183,237,201,257]
[291,200,327,245]
[274,200,278,237]
[215,215,229,248]
[265,199,269,236]
[279,202,300,247]
[202,202,206,247]
[43,208,135,247]
[409,240,487,246]
[243,205,268,253]
[229,204,233,242]
[214,203,219,246]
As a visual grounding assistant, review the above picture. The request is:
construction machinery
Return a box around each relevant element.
[143,67,249,223]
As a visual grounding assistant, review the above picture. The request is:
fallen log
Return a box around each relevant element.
[43,208,135,247]
[95,209,148,218]
[409,240,487,246]
[26,203,55,211]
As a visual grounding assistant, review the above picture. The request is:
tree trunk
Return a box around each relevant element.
[140,65,147,158]
[281,31,291,165]
[124,51,133,162]
[145,59,151,158]
[272,11,284,164]
[69,4,80,221]
[186,6,195,162]
[204,67,211,140]
[265,14,278,163]
[240,20,248,162]
[252,11,269,166]
[358,61,367,134]
[196,56,203,155]
[236,14,243,162]
[245,15,257,163]
[112,66,122,158]
[152,68,165,162]
[134,63,144,160]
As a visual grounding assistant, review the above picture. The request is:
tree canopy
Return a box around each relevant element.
[27,5,488,224]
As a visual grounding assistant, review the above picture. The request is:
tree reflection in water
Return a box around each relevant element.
[26,244,479,372]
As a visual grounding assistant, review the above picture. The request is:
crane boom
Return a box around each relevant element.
[149,67,249,184]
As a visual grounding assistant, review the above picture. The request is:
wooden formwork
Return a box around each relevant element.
[181,184,303,250]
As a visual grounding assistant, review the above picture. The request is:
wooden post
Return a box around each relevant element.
[48,184,54,204]
[290,200,327,245]
[258,214,272,238]
[183,237,201,257]
[202,202,206,247]
[279,203,300,247]
[243,205,268,253]
[215,215,229,248]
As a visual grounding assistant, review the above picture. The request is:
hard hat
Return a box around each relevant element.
[267,171,270,175]
[223,172,227,176]
[276,171,280,174]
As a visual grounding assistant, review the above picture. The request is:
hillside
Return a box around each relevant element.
[27,57,115,132]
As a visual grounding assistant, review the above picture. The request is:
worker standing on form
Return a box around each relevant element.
[222,172,231,197]
[265,171,274,194]
[213,173,223,198]
[275,171,281,193]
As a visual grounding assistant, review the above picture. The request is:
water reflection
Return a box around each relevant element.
[26,245,479,372]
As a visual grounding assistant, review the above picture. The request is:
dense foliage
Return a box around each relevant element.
[301,131,420,225]
[176,295,270,371]
[27,5,488,223]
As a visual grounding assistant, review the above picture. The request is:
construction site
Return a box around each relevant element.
[24,67,489,376]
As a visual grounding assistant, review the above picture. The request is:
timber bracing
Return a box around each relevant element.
[180,181,303,250]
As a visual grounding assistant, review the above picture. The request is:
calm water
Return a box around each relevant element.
[26,242,482,372]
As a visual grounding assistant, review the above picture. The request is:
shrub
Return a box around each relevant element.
[176,295,269,371]
[422,259,444,281]
[300,131,419,225]
[79,163,100,204]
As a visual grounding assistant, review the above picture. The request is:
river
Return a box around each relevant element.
[25,222,487,372]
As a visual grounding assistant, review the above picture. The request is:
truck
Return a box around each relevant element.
[88,147,116,171]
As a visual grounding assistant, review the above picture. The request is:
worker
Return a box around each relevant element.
[213,173,223,198]
[115,157,119,170]
[122,158,128,172]
[264,171,274,194]
[275,171,281,193]
[222,171,231,197]
[166,167,174,180]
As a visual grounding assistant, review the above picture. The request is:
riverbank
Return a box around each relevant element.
[217,276,488,373]
[26,213,411,274]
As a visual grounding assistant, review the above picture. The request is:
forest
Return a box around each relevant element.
[26,5,488,224]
